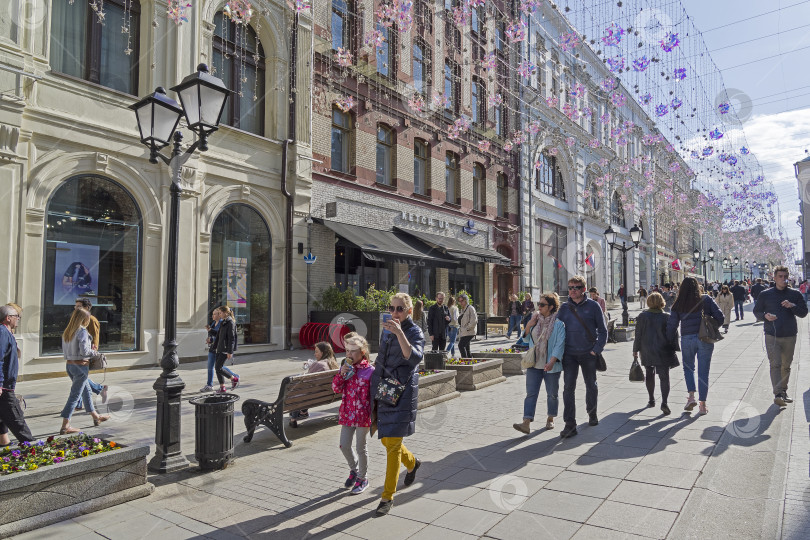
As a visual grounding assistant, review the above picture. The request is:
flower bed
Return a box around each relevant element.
[472,351,525,375]
[417,370,460,409]
[1,434,118,474]
[444,358,506,391]
[0,435,153,537]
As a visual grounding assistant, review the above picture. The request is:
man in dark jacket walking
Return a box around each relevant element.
[730,280,747,320]
[753,266,808,407]
[426,292,450,351]
[0,305,34,445]
[750,279,767,322]
[556,275,608,438]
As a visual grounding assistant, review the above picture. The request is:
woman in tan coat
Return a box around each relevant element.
[715,285,734,334]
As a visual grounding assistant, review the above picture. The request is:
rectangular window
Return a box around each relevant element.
[471,79,484,125]
[376,23,392,77]
[413,41,425,95]
[331,108,350,173]
[376,125,394,185]
[50,0,140,95]
[444,61,459,113]
[496,21,506,52]
[445,151,460,204]
[331,0,351,52]
[414,139,429,195]
[536,154,566,200]
[497,173,508,217]
[536,220,568,297]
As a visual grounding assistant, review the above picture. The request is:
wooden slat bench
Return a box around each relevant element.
[241,370,341,448]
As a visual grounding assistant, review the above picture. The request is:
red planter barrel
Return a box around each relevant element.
[299,322,350,352]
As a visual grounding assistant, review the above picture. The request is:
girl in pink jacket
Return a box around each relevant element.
[332,333,374,495]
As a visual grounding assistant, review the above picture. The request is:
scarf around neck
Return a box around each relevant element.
[531,312,558,367]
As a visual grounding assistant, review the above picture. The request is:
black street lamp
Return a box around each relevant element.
[605,224,642,326]
[130,64,230,474]
[723,256,740,282]
[693,248,715,282]
[744,260,750,281]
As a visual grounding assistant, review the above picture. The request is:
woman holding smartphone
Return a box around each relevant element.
[371,293,424,516]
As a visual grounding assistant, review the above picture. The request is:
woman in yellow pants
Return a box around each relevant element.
[371,292,425,516]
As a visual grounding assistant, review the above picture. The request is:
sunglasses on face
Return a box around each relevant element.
[568,285,585,290]
[387,305,406,313]
[537,302,549,307]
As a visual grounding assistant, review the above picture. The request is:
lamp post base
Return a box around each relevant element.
[148,372,190,474]
[622,308,629,327]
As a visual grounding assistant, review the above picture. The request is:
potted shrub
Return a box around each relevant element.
[444,357,506,391]
[417,370,460,409]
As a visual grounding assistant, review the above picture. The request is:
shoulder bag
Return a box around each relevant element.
[375,376,405,406]
[89,353,107,371]
[520,334,538,369]
[569,305,607,372]
[698,298,724,344]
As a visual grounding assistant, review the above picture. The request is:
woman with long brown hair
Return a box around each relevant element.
[213,305,239,393]
[666,277,724,415]
[60,308,109,434]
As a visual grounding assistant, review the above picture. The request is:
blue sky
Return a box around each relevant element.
[681,0,810,255]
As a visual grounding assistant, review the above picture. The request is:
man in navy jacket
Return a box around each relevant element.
[730,280,747,320]
[556,275,608,438]
[0,305,34,445]
[753,266,808,407]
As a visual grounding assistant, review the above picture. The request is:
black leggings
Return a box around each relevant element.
[458,336,473,358]
[645,367,670,404]
[215,353,234,386]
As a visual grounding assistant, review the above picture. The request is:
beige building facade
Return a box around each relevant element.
[0,0,312,377]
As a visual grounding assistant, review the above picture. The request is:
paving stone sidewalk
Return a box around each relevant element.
[9,302,808,539]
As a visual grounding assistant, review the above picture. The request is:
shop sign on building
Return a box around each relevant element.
[399,211,449,229]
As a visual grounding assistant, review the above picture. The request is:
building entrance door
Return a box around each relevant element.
[497,273,511,317]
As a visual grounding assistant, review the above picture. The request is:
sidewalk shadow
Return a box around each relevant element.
[708,404,784,456]
[573,410,698,464]
[803,387,810,423]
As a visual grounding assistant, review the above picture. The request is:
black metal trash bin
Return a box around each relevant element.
[188,394,240,470]
[423,351,448,370]
[476,313,488,338]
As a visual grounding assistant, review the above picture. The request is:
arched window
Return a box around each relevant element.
[43,175,142,355]
[611,192,626,228]
[50,0,141,95]
[209,204,272,345]
[473,163,485,211]
[214,12,265,135]
[536,153,566,201]
[376,124,395,185]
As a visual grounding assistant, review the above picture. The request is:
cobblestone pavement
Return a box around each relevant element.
[8,302,809,539]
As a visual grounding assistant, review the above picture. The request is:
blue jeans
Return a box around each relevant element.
[562,352,598,427]
[523,367,561,419]
[61,363,94,419]
[506,315,522,338]
[734,300,745,319]
[445,327,459,356]
[78,378,104,409]
[206,351,236,387]
[680,334,713,402]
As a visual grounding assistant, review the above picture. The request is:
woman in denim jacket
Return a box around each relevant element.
[370,293,424,516]
[59,308,109,434]
[514,292,565,433]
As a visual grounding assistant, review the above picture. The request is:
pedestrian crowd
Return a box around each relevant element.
[0,266,806,519]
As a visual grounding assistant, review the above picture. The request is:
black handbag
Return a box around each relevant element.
[375,377,405,406]
[629,358,645,382]
[569,305,607,372]
[699,309,724,344]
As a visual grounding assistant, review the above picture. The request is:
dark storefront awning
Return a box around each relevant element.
[395,227,512,265]
[317,220,457,267]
